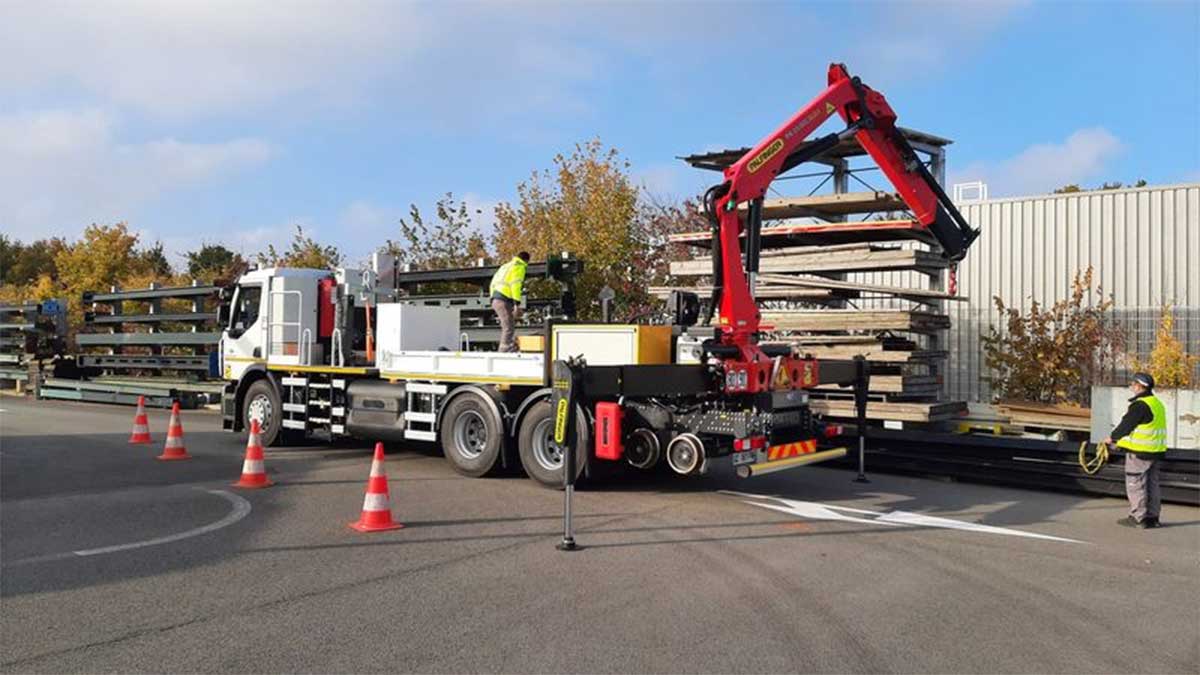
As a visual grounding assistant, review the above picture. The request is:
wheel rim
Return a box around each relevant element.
[247,394,273,434]
[452,410,489,459]
[531,417,564,472]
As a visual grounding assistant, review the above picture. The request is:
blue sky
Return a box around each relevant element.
[2,0,1197,267]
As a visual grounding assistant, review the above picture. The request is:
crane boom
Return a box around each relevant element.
[701,63,979,393]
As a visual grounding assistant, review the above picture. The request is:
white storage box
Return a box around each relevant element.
[376,304,461,358]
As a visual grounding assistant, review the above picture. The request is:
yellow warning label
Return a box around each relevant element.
[773,364,791,388]
[554,398,568,444]
[825,102,836,115]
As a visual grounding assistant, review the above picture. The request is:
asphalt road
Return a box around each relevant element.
[2,396,1198,674]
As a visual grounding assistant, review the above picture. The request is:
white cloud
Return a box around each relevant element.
[0,2,751,126]
[949,127,1124,198]
[836,1,1030,81]
[0,108,272,241]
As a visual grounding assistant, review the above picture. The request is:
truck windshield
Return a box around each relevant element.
[232,285,262,331]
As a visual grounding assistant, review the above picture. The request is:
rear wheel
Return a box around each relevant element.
[439,392,504,477]
[243,379,282,447]
[517,400,588,488]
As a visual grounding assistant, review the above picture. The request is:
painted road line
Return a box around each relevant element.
[722,491,1084,544]
[2,489,252,567]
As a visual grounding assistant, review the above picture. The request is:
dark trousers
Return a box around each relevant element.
[1124,453,1162,521]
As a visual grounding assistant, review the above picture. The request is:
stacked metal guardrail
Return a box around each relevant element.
[0,300,67,391]
[38,282,224,408]
[834,428,1199,506]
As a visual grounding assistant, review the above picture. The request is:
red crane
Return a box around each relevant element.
[702,63,979,394]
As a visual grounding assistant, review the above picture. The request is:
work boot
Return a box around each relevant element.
[1144,517,1161,528]
[1117,516,1149,529]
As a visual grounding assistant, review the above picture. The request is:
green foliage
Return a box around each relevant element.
[383,193,493,295]
[257,225,343,270]
[137,241,173,277]
[185,244,246,283]
[981,267,1123,405]
[1054,179,1147,194]
[0,235,65,286]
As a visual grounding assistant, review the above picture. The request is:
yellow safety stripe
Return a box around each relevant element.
[381,372,543,386]
[267,364,374,375]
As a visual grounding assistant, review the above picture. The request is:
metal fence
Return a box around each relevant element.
[947,183,1200,401]
[844,183,1200,402]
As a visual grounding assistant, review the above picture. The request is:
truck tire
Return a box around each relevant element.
[517,400,588,488]
[243,379,283,447]
[439,392,504,477]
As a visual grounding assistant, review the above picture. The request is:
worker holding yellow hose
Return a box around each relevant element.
[1104,373,1167,529]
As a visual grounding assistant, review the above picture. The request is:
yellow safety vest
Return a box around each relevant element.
[1116,394,1168,454]
[489,257,527,303]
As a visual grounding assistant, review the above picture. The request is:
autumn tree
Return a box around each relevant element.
[982,267,1124,405]
[257,225,343,270]
[494,139,656,321]
[380,193,492,295]
[1131,304,1199,388]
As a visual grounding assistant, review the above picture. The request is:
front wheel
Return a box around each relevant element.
[243,379,283,447]
[517,400,589,488]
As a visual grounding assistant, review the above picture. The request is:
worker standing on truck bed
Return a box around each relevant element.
[490,251,530,352]
[1105,372,1167,529]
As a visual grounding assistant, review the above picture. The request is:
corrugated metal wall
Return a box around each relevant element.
[848,183,1200,402]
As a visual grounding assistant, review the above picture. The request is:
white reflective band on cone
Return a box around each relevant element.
[241,460,265,474]
[362,492,391,512]
[369,461,386,477]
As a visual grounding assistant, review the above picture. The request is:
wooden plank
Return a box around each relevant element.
[669,247,947,276]
[688,191,908,221]
[757,273,964,301]
[996,401,1091,419]
[648,286,844,301]
[669,218,935,249]
[760,310,950,333]
[812,374,939,394]
[809,399,968,423]
[790,345,948,363]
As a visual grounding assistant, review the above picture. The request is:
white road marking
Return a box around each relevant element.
[3,489,252,567]
[722,491,1084,544]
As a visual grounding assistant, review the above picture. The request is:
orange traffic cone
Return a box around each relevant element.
[157,401,192,461]
[349,442,403,532]
[129,395,152,444]
[233,419,273,488]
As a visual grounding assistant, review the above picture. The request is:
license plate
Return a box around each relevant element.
[731,452,757,467]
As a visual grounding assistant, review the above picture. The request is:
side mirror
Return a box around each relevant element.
[217,303,231,327]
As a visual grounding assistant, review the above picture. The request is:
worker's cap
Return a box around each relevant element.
[1131,372,1155,389]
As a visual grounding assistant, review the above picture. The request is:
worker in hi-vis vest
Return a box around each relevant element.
[489,252,530,353]
[1105,372,1167,529]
